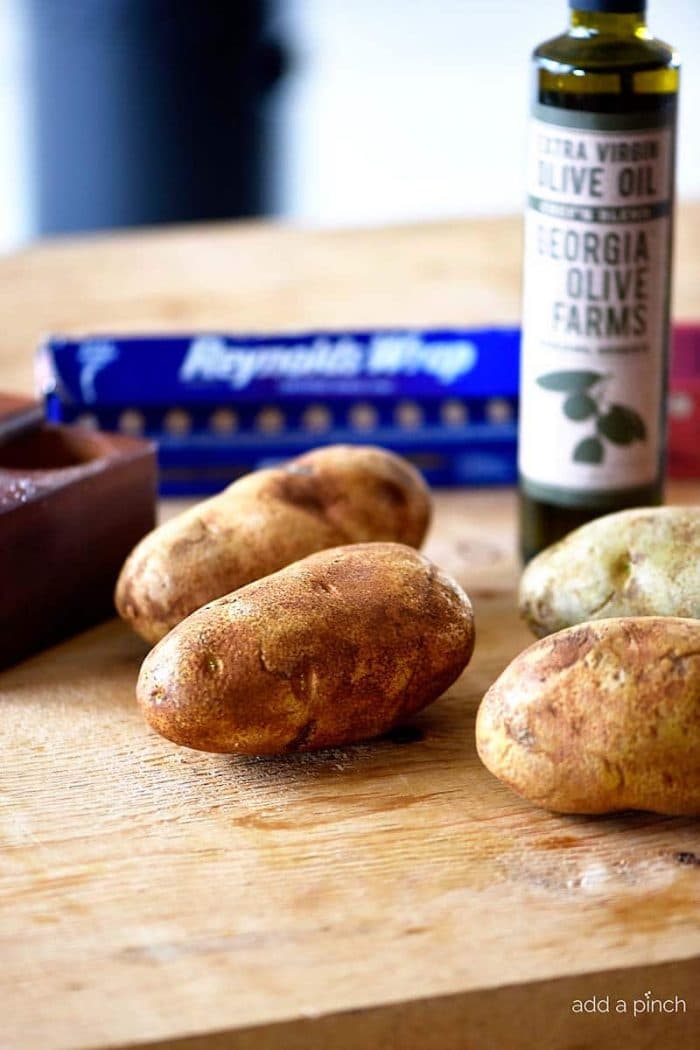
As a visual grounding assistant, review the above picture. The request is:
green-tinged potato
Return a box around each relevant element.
[137,543,474,755]
[116,444,432,644]
[520,506,700,637]
[476,617,700,815]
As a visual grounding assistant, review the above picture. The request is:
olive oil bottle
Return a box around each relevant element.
[519,0,679,561]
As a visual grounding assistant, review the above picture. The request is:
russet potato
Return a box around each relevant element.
[476,616,700,815]
[520,506,700,637]
[116,444,432,643]
[137,542,474,754]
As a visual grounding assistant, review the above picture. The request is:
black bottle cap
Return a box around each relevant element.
[569,1,645,11]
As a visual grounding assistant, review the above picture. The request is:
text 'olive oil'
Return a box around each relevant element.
[519,0,679,561]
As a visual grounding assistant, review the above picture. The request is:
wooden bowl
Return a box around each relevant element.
[0,404,157,669]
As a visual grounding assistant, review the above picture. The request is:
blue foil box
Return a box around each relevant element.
[38,328,521,495]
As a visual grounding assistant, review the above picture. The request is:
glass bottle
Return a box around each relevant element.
[519,0,679,562]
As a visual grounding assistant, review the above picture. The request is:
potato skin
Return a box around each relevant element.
[116,444,432,643]
[476,617,700,815]
[137,543,474,754]
[520,506,700,638]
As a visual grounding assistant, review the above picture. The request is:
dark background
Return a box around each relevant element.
[0,0,694,246]
[29,0,285,233]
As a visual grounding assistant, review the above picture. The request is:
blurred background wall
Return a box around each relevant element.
[0,0,698,251]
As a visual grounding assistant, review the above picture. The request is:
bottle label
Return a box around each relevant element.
[519,105,675,506]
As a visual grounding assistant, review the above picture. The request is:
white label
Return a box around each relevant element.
[519,113,674,502]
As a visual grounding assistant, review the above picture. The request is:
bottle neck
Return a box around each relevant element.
[570,9,647,36]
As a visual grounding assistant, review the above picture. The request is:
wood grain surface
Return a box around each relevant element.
[0,211,699,1050]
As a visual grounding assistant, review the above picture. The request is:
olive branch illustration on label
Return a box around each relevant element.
[536,370,647,464]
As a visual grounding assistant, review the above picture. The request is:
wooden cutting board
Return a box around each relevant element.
[1,212,699,1050]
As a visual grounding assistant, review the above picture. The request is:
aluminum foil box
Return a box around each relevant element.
[38,328,521,495]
